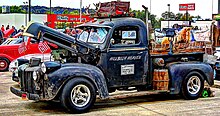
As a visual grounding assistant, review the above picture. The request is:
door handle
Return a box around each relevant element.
[138,52,143,54]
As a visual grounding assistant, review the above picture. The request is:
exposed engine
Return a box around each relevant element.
[24,22,101,65]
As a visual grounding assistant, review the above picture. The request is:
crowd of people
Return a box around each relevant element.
[1,24,25,37]
[63,27,82,38]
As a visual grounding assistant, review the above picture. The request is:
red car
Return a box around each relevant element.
[0,29,14,44]
[0,35,51,71]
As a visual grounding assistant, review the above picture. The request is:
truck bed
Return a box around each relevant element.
[150,51,205,58]
[149,41,212,58]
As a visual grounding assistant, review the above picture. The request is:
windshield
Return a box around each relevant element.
[1,39,11,45]
[8,36,28,45]
[78,27,109,44]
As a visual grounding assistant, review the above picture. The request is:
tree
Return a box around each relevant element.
[46,10,55,14]
[175,13,183,20]
[180,12,192,20]
[10,6,25,13]
[63,9,69,14]
[131,9,160,29]
[161,11,175,20]
[70,10,79,15]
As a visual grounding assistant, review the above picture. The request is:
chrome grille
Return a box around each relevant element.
[20,70,34,93]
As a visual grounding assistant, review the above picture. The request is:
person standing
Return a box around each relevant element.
[18,25,25,33]
[6,25,9,30]
[210,20,219,47]
[1,25,5,32]
[11,26,17,37]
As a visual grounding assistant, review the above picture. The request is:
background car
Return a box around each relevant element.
[1,38,16,45]
[0,35,51,71]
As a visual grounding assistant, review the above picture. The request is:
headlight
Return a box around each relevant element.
[14,69,18,77]
[14,60,18,67]
[9,60,18,72]
[33,71,38,81]
[41,63,47,73]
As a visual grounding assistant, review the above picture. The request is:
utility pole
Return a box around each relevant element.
[219,0,220,14]
[50,0,51,15]
[28,0,31,21]
[217,0,220,27]
[50,0,52,24]
[212,0,214,16]
[23,2,28,26]
[80,0,82,22]
[142,5,149,39]
[168,4,170,28]
[150,0,151,13]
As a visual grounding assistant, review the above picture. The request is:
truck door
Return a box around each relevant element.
[106,25,148,87]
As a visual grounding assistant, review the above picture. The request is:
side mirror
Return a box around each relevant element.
[110,38,115,45]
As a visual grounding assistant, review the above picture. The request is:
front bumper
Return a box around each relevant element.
[10,85,40,101]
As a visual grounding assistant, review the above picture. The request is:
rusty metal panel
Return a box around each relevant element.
[47,63,109,99]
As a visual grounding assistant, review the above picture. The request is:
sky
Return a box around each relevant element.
[0,0,219,19]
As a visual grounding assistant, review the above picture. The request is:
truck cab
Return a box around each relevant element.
[76,18,148,88]
[10,18,215,113]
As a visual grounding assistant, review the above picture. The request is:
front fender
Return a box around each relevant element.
[0,54,14,61]
[46,63,109,100]
[168,62,214,94]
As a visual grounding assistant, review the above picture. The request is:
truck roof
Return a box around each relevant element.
[77,18,146,29]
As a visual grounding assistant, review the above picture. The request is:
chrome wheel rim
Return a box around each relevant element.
[187,76,201,95]
[71,84,91,107]
[0,60,7,70]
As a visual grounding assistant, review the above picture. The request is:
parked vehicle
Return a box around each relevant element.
[0,35,51,71]
[1,38,16,45]
[10,18,215,113]
[7,38,24,45]
[0,29,14,44]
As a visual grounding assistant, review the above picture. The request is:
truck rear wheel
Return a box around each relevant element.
[0,58,9,71]
[60,77,96,113]
[182,71,204,100]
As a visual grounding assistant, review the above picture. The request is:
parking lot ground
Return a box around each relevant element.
[1,71,220,116]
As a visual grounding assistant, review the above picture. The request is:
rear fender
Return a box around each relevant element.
[168,62,214,94]
[46,64,109,100]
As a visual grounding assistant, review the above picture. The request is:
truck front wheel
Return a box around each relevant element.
[60,77,96,113]
[182,71,204,100]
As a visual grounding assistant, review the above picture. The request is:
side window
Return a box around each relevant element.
[111,26,139,45]
[30,38,37,44]
[23,36,28,42]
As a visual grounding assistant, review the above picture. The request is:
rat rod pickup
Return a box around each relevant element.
[10,18,215,113]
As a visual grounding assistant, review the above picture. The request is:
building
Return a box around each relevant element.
[0,13,91,29]
[0,13,46,29]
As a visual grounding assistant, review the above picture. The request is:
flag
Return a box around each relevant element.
[18,42,27,54]
[38,41,49,53]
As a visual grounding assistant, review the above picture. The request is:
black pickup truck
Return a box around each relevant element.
[10,18,214,113]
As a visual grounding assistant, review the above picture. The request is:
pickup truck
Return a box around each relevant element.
[10,18,215,113]
[0,36,51,71]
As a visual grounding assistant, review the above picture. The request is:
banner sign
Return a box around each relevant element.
[179,3,195,11]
